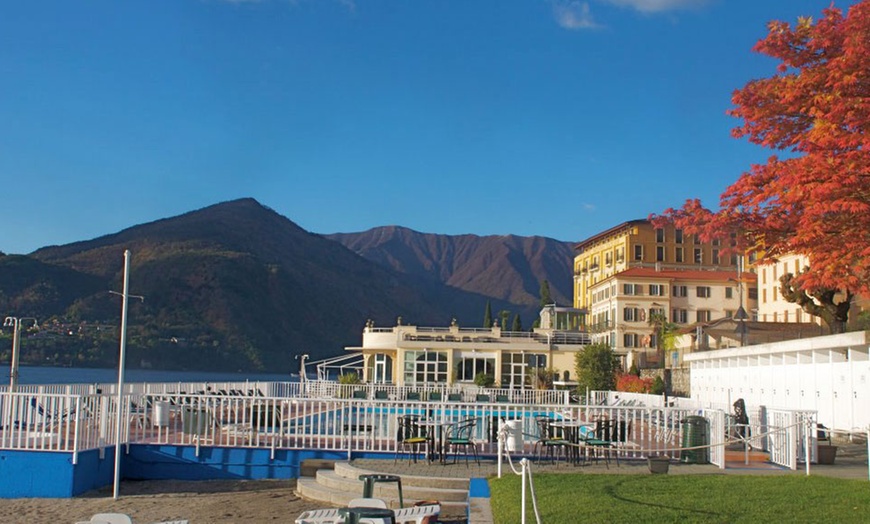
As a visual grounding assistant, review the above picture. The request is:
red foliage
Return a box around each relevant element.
[652,2,870,296]
[616,373,654,393]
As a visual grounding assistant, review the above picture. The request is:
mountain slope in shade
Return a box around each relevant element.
[16,199,512,372]
[327,226,575,308]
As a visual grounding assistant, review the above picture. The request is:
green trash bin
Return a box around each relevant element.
[680,415,709,464]
[182,407,209,435]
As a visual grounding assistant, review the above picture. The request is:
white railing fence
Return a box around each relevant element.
[0,384,822,472]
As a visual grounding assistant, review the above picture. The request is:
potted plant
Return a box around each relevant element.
[647,454,671,474]
[817,444,838,465]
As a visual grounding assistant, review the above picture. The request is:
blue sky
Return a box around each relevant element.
[0,0,851,254]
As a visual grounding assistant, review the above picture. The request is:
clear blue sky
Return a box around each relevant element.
[0,0,851,254]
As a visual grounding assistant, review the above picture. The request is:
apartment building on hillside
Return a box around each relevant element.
[587,267,756,368]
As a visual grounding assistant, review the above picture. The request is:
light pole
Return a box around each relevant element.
[3,316,38,391]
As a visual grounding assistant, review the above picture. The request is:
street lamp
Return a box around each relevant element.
[3,316,38,391]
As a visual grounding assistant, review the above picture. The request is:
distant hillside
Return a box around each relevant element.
[4,199,513,372]
[327,226,575,309]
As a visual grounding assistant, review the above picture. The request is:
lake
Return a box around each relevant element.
[13,365,296,385]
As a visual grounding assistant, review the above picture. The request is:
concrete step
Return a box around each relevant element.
[300,458,337,477]
[296,477,469,518]
[315,469,469,503]
[334,461,470,491]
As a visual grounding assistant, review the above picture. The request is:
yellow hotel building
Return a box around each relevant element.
[573,219,736,312]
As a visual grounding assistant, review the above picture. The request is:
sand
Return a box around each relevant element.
[0,479,326,524]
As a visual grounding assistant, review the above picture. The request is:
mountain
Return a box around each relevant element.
[327,226,575,309]
[5,199,513,372]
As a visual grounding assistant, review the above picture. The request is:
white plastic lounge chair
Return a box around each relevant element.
[296,503,440,524]
[76,514,133,524]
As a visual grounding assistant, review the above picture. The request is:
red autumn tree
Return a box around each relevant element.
[653,2,869,333]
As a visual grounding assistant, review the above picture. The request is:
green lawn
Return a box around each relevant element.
[489,473,870,523]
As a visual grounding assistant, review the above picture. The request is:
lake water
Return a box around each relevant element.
[14,365,296,385]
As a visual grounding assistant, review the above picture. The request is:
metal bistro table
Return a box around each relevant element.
[551,420,595,464]
[416,419,456,464]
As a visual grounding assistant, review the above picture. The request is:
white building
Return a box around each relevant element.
[686,331,870,433]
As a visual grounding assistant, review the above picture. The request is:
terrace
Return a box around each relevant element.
[0,380,826,498]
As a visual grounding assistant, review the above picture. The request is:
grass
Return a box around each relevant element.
[489,473,870,523]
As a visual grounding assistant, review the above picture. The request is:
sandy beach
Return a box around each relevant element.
[0,479,326,524]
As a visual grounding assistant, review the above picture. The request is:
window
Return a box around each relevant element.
[725,287,733,299]
[773,287,778,300]
[696,310,711,322]
[616,248,624,262]
[656,246,665,262]
[725,310,734,319]
[623,283,635,295]
[675,247,684,263]
[675,229,683,244]
[500,353,546,389]
[773,265,778,279]
[623,307,642,322]
[403,351,448,385]
[748,288,758,300]
[672,309,688,323]
[633,244,643,261]
[656,228,665,242]
[623,333,639,348]
[649,284,665,296]
[649,307,665,318]
[605,252,613,266]
[762,288,767,303]
[694,248,702,264]
[692,234,700,244]
[696,286,711,298]
[673,285,687,297]
[456,356,495,382]
[712,249,720,264]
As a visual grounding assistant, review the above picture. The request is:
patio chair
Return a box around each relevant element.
[447,393,463,402]
[405,391,421,401]
[533,417,569,464]
[444,418,480,466]
[395,415,429,464]
[582,419,617,466]
[475,394,490,402]
[374,390,390,400]
[352,390,369,400]
[495,394,509,403]
[428,391,442,401]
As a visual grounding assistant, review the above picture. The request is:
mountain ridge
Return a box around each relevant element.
[1,198,575,373]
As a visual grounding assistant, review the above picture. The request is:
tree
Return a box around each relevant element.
[483,301,492,328]
[648,311,678,367]
[499,310,511,330]
[653,3,869,329]
[539,280,553,308]
[511,313,523,332]
[574,342,618,393]
[781,270,853,333]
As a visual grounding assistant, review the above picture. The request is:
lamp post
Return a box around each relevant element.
[729,256,749,347]
[3,316,38,392]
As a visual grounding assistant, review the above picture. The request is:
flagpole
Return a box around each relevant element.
[113,250,132,500]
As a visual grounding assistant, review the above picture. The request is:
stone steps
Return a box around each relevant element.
[295,461,470,519]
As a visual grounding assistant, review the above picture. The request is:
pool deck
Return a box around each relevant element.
[351,437,869,480]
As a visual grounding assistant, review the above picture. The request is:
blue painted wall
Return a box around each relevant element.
[0,445,353,497]
[124,445,346,481]
[0,448,114,498]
